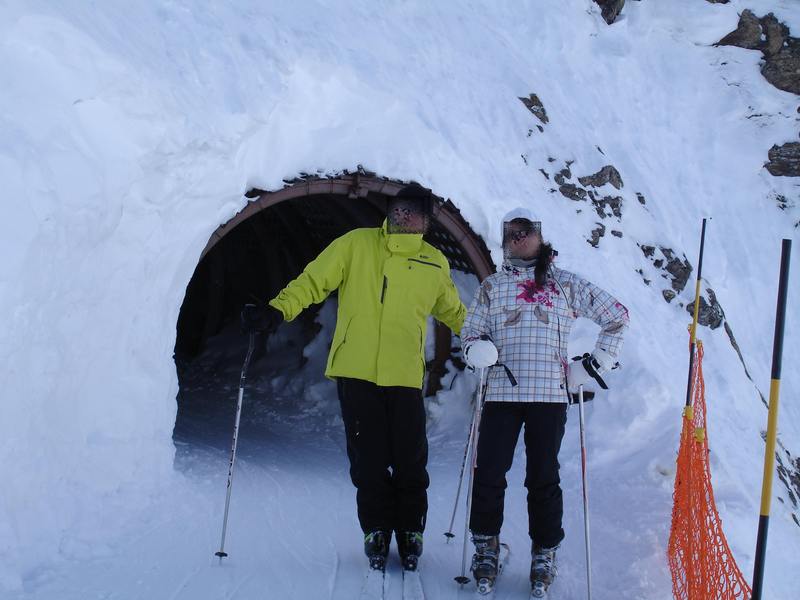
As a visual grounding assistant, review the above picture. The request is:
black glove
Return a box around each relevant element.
[241,304,283,334]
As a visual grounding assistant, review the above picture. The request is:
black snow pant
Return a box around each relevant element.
[469,401,568,548]
[337,377,430,535]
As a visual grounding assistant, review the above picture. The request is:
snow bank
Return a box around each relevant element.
[1,0,798,594]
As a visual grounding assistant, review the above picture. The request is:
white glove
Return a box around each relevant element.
[591,348,616,371]
[567,349,616,393]
[464,339,498,369]
[567,358,593,394]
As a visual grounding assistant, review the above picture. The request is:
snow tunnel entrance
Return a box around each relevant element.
[172,172,494,450]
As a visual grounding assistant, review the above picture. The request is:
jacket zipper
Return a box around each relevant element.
[408,258,441,269]
[381,275,387,303]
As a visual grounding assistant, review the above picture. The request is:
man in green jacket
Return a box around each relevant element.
[242,183,466,572]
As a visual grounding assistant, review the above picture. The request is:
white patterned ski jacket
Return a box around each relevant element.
[461,262,629,403]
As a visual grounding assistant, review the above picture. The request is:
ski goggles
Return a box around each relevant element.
[503,221,541,243]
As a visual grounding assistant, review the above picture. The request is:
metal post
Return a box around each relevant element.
[751,239,792,599]
[685,218,708,409]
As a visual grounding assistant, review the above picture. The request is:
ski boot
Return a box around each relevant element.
[364,530,391,571]
[397,531,423,571]
[530,543,558,598]
[471,533,500,595]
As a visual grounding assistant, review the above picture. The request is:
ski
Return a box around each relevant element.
[474,543,511,597]
[402,568,425,600]
[359,565,387,600]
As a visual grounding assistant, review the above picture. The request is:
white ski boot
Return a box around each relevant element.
[471,534,500,595]
[530,543,558,598]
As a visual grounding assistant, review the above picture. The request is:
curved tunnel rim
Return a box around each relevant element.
[200,174,494,280]
[193,172,495,395]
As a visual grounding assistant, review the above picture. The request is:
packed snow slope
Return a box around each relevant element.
[1,0,798,597]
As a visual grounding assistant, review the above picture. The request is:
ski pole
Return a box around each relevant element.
[577,384,593,599]
[455,367,489,585]
[444,408,477,542]
[215,331,257,560]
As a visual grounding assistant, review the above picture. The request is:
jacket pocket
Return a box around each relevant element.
[418,325,427,382]
[329,316,353,366]
[408,258,442,269]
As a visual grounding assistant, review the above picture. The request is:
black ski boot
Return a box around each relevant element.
[396,531,423,571]
[530,543,558,598]
[364,530,391,571]
[471,533,500,595]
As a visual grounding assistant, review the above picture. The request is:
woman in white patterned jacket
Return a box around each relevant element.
[460,207,629,596]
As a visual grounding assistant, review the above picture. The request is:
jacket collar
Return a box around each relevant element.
[502,259,537,277]
[381,219,424,256]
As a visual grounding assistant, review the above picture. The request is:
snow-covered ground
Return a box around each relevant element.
[7,296,679,600]
[2,0,799,598]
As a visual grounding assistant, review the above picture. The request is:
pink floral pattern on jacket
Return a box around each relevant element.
[516,279,560,307]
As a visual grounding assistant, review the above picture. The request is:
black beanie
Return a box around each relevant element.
[396,182,432,203]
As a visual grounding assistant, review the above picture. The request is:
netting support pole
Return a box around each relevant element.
[684,218,707,410]
[751,239,791,600]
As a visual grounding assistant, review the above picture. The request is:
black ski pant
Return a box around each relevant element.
[469,401,568,548]
[337,377,429,535]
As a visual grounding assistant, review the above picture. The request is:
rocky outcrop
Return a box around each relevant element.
[686,288,724,329]
[579,165,624,189]
[588,223,606,247]
[661,248,693,293]
[761,14,790,57]
[554,167,572,186]
[762,43,800,95]
[777,447,800,526]
[549,163,627,220]
[717,11,800,177]
[717,11,800,96]
[519,94,549,125]
[766,143,800,176]
[594,0,625,25]
[591,194,623,219]
[717,9,762,49]
[638,244,693,298]
[559,183,587,201]
[542,159,631,247]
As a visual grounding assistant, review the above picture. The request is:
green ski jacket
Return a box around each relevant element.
[269,220,466,388]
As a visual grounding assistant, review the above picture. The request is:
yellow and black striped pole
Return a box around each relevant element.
[751,239,792,600]
[684,218,708,411]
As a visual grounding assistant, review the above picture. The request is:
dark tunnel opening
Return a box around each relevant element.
[172,174,494,446]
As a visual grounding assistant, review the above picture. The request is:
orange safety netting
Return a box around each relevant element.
[667,340,752,600]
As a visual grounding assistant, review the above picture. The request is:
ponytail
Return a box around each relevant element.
[535,242,554,287]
